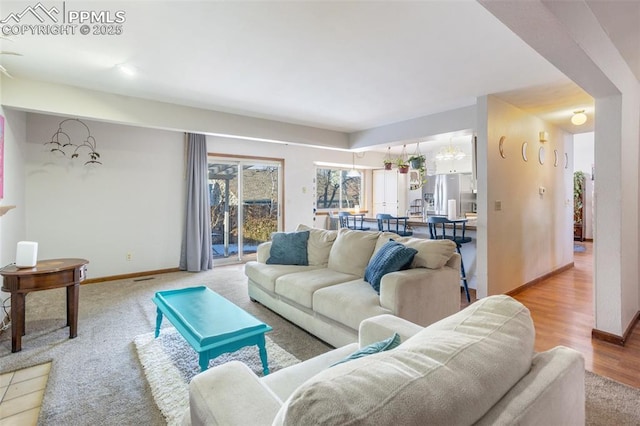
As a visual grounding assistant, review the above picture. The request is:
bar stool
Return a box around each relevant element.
[338,212,370,230]
[376,213,413,236]
[427,216,471,302]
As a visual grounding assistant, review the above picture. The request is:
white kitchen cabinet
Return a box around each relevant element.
[436,157,472,174]
[372,169,408,216]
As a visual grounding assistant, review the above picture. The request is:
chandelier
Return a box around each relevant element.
[435,141,466,161]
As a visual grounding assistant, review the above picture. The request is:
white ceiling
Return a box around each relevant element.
[0,1,637,150]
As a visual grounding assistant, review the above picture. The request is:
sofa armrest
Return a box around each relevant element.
[445,251,461,269]
[378,262,460,327]
[188,361,282,426]
[256,242,272,263]
[358,314,423,348]
[476,346,585,426]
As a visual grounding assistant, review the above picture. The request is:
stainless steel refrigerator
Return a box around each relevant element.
[423,173,475,217]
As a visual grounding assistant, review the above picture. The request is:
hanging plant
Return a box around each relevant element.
[383,147,393,169]
[409,155,425,170]
[409,142,424,170]
[396,144,409,173]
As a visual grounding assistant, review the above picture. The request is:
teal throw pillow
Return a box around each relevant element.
[331,333,401,367]
[364,240,417,294]
[266,231,310,266]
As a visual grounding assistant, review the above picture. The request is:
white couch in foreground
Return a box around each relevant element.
[185,295,585,425]
[245,225,461,347]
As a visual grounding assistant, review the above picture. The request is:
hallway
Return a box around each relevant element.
[511,242,640,388]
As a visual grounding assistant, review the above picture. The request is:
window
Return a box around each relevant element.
[209,156,282,262]
[316,167,362,210]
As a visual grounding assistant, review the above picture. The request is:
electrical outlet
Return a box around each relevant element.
[494,200,502,211]
[126,253,133,261]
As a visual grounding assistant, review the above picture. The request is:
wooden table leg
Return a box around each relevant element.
[11,292,25,353]
[67,282,79,339]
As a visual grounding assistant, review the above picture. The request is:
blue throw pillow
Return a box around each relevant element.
[364,240,417,294]
[266,231,310,266]
[331,333,401,367]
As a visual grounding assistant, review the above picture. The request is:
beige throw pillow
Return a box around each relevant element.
[374,235,457,269]
[296,224,337,267]
[327,228,380,277]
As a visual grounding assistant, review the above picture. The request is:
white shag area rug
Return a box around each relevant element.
[134,328,300,425]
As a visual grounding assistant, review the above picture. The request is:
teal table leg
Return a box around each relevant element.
[154,308,163,338]
[199,353,209,372]
[257,334,270,375]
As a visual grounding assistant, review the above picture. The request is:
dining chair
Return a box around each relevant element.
[427,215,471,302]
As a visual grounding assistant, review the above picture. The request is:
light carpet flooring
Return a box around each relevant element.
[0,266,330,425]
[0,264,639,425]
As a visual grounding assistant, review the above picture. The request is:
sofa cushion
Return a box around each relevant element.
[296,224,337,267]
[266,231,310,265]
[375,234,456,269]
[328,228,380,277]
[331,333,401,367]
[277,295,535,426]
[274,268,359,309]
[313,280,391,331]
[244,261,317,293]
[364,240,417,293]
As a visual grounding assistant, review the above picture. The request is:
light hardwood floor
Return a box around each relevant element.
[464,241,640,389]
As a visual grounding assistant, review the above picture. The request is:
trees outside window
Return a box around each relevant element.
[316,168,362,210]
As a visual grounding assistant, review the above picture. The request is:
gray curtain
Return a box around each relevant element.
[180,133,213,272]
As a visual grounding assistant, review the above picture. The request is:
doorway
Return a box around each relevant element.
[208,156,282,263]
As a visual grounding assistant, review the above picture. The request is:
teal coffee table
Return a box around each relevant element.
[153,286,272,373]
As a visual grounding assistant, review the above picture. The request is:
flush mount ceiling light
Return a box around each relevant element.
[0,36,23,78]
[571,110,587,126]
[116,63,137,77]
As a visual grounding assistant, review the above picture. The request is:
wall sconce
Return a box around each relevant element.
[45,118,102,165]
[571,110,587,126]
[539,131,549,142]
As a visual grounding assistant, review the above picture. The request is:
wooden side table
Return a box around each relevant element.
[1,258,89,352]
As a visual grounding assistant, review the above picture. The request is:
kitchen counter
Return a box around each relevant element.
[362,216,477,290]
[363,217,477,231]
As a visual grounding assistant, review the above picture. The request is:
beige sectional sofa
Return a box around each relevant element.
[184,295,585,426]
[244,225,461,347]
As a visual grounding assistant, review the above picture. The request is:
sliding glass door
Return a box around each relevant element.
[208,157,282,262]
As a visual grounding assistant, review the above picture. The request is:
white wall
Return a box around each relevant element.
[0,108,28,304]
[573,132,595,240]
[480,0,639,344]
[25,114,185,279]
[477,95,573,298]
[22,114,387,279]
